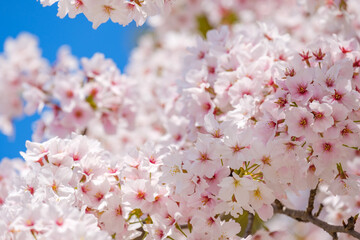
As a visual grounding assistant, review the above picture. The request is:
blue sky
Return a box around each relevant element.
[0,1,144,158]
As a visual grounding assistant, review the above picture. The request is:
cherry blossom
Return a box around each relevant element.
[3,0,360,239]
[38,0,174,29]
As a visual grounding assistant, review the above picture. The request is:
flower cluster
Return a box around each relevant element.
[1,135,119,239]
[34,50,137,142]
[0,35,139,146]
[149,0,360,41]
[38,0,173,29]
[2,0,360,239]
[0,133,244,239]
[0,34,49,135]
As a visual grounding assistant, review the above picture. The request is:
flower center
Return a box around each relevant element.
[323,143,332,152]
[297,85,307,94]
[299,118,308,127]
[103,5,114,15]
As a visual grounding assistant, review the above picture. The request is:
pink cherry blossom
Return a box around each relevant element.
[4,0,360,239]
[285,107,316,140]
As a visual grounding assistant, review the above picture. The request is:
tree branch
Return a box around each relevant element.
[272,200,360,239]
[81,127,88,135]
[314,204,324,218]
[244,213,254,237]
[306,182,319,215]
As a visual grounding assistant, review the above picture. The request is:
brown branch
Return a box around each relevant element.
[244,213,254,237]
[272,200,360,239]
[314,204,324,218]
[81,127,88,135]
[306,182,319,215]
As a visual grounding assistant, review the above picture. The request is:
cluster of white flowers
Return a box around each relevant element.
[2,0,360,239]
[38,0,173,28]
[0,36,139,145]
[0,136,113,239]
[0,34,49,135]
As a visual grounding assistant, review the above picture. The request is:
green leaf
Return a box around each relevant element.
[86,95,97,110]
[339,0,347,11]
[187,220,193,233]
[196,15,213,38]
[127,208,143,221]
[222,211,264,237]
[144,215,153,224]
[221,10,239,25]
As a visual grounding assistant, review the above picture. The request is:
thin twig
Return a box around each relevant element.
[314,204,324,217]
[273,200,360,239]
[245,213,254,237]
[306,182,319,215]
[81,127,88,135]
